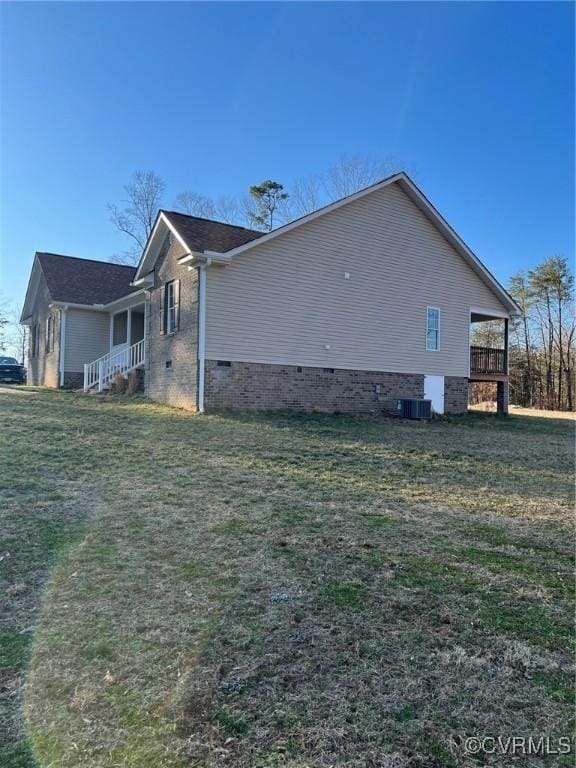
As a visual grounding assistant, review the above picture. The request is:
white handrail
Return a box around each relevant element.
[83,339,145,392]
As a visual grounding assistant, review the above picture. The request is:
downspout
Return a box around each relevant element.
[59,306,67,387]
[197,261,209,413]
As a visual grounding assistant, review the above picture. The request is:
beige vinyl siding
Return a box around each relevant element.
[64,309,110,372]
[205,184,508,378]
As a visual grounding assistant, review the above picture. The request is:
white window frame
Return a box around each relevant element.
[426,306,440,352]
[45,315,54,353]
[166,281,176,335]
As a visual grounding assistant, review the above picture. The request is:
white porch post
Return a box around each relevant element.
[59,307,67,388]
[83,363,89,392]
[197,265,207,413]
[127,308,132,348]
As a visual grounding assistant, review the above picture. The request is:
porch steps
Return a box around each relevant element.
[83,339,145,393]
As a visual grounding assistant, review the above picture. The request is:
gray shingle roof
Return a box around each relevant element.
[37,252,137,305]
[161,211,263,253]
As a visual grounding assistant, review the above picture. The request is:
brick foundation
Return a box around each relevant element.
[63,371,84,389]
[444,376,469,413]
[204,360,425,414]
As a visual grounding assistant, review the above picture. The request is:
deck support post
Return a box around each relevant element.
[497,380,509,415]
[504,318,509,374]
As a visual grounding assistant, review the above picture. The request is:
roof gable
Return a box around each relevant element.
[215,172,521,316]
[133,211,262,282]
[135,173,520,316]
[21,253,137,321]
[37,253,136,305]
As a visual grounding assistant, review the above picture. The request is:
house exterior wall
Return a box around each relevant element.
[27,273,60,387]
[205,183,508,378]
[204,360,425,413]
[64,309,110,379]
[145,236,199,410]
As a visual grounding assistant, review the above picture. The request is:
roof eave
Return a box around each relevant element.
[178,251,231,267]
[133,211,192,282]
[20,254,44,324]
[48,289,145,312]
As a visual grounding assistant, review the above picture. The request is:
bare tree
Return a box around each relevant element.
[109,171,165,264]
[174,191,247,225]
[0,305,8,353]
[0,299,27,362]
[321,154,399,200]
[214,196,244,225]
[283,174,323,220]
[174,191,217,219]
[171,154,402,234]
[509,271,534,406]
[277,155,401,223]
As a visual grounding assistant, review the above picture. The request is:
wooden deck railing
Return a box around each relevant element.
[470,345,506,375]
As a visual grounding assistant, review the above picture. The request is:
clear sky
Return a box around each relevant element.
[0,1,573,306]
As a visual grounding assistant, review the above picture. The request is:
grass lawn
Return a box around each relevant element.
[0,387,574,768]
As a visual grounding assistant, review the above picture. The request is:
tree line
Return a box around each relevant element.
[108,155,400,264]
[472,256,575,411]
[508,256,575,411]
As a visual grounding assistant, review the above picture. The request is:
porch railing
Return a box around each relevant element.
[83,339,145,392]
[470,345,506,375]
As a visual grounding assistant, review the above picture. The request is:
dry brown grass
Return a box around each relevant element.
[470,402,576,420]
[0,388,573,768]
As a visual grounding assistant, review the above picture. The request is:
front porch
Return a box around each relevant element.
[84,301,146,392]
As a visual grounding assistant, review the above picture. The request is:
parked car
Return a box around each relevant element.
[0,356,26,384]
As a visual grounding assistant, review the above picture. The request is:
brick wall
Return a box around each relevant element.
[204,360,425,413]
[145,236,199,410]
[62,371,84,390]
[444,376,469,413]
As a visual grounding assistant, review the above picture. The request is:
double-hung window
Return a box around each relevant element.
[426,307,440,351]
[45,316,54,353]
[31,323,41,357]
[166,282,176,334]
[163,280,179,335]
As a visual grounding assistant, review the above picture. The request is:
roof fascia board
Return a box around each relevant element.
[102,289,146,309]
[49,290,144,313]
[162,212,191,252]
[131,275,154,287]
[50,301,106,311]
[396,176,522,316]
[178,251,231,267]
[20,254,43,323]
[470,306,509,319]
[133,212,191,282]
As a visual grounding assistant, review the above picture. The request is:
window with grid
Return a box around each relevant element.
[426,307,440,351]
[163,280,180,335]
[45,316,55,353]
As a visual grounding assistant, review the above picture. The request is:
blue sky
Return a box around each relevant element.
[0,1,573,305]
